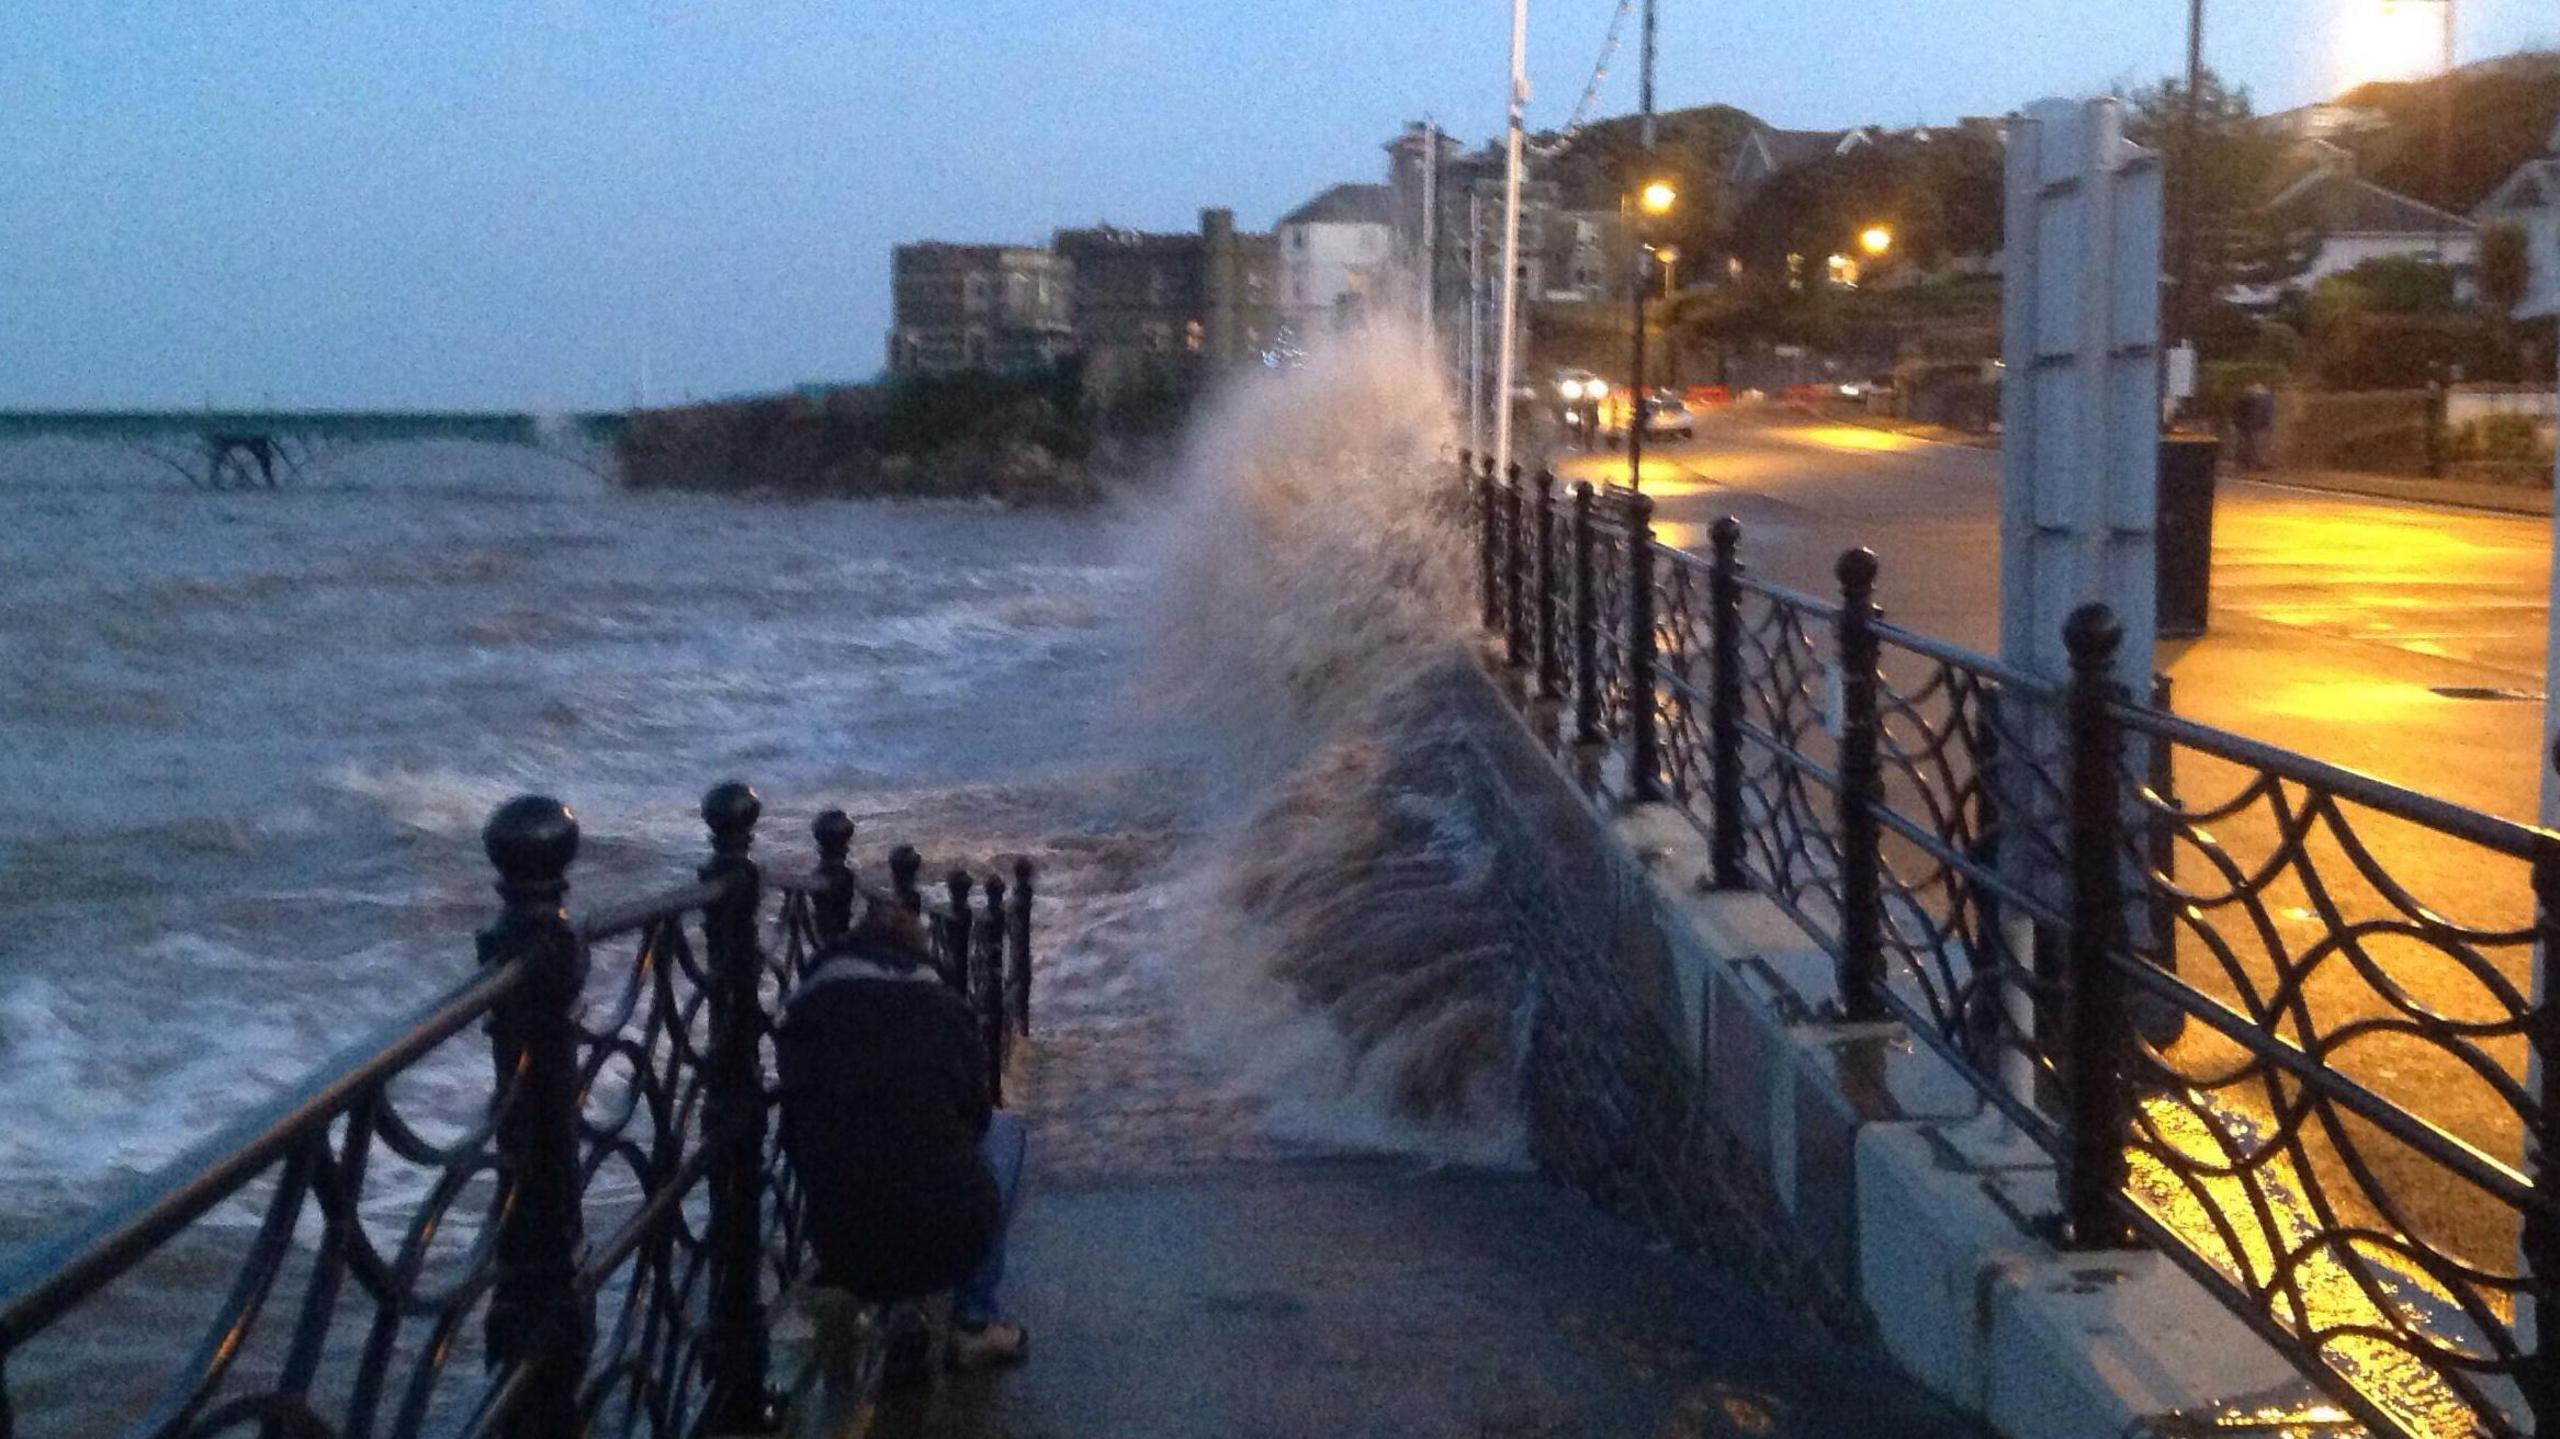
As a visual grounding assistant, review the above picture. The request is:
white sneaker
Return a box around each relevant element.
[946,1319,1028,1370]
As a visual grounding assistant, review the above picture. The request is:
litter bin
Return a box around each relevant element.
[2157,434,2219,640]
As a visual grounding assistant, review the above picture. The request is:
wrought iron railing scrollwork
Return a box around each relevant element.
[1465,457,2560,1438]
[0,786,1037,1439]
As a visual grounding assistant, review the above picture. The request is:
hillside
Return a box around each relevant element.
[2328,50,2560,213]
[1536,103,1761,212]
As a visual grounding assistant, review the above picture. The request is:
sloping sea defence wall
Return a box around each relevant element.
[615,384,1103,503]
[1440,644,2351,1439]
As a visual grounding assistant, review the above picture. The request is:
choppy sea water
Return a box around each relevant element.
[0,337,1533,1249]
[0,436,1223,1227]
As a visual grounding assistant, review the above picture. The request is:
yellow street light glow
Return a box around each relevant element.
[1639,181,1678,216]
[2340,0,2451,87]
[1860,225,1894,257]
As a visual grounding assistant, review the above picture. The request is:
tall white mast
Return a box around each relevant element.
[1468,191,1486,454]
[1492,0,1529,477]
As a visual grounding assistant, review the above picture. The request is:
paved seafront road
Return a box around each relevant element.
[1556,408,2553,827]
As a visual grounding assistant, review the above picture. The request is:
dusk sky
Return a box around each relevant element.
[5,1,2553,410]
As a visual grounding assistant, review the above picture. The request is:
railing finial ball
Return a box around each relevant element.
[812,808,854,856]
[2064,603,2123,670]
[701,781,761,852]
[1710,514,1742,550]
[483,794,578,889]
[1834,546,1879,594]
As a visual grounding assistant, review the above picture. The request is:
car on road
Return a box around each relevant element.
[1597,389,1694,443]
[1549,370,1612,443]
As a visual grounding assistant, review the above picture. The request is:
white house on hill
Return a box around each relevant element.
[2262,141,2479,294]
[2476,117,2560,317]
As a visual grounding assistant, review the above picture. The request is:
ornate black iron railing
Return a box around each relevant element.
[0,784,1034,1439]
[1460,452,2560,1439]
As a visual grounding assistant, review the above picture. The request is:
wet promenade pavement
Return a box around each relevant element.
[831,1021,1983,1439]
[903,1161,1984,1438]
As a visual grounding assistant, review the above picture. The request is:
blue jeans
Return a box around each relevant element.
[955,1111,1025,1327]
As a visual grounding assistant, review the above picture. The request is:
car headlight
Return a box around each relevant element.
[1588,381,1609,399]
[1560,380,1584,400]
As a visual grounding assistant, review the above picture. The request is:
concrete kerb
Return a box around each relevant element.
[1449,656,2341,1438]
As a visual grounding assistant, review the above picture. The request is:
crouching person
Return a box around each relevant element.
[777,894,1028,1370]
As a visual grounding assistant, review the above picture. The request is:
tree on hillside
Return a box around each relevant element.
[1538,104,1759,265]
[1722,131,2001,279]
[2125,69,2320,347]
[2303,257,2523,388]
[1659,275,1850,380]
[2480,222,2533,318]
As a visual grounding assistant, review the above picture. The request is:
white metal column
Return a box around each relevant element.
[1999,97,2164,694]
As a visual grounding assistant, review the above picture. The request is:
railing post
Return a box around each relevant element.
[977,875,1008,1107]
[2062,604,2138,1248]
[1534,469,1563,700]
[1625,492,1663,801]
[1007,857,1035,1037]
[890,844,923,917]
[1709,516,1747,889]
[698,783,774,1431]
[1834,549,1887,1023]
[1571,481,1602,744]
[810,809,856,944]
[1476,455,1500,632]
[1495,460,1515,665]
[477,796,593,1437]
[943,870,975,997]
[2522,808,2560,1428]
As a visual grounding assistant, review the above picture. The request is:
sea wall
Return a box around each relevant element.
[1443,649,2349,1439]
[614,376,1103,504]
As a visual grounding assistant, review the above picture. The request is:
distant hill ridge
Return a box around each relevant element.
[1540,50,2560,218]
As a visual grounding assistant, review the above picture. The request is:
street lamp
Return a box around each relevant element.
[1629,179,1678,491]
[1859,225,1894,258]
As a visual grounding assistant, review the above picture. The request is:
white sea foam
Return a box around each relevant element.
[1128,327,1535,1165]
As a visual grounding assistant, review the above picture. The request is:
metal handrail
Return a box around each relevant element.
[2116,699,2560,859]
[0,791,1041,1439]
[1470,464,2560,1437]
[0,960,522,1348]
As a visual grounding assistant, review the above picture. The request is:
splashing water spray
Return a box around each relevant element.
[1129,326,1576,1164]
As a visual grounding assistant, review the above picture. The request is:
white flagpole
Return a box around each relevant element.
[1468,191,1486,455]
[1492,0,1529,478]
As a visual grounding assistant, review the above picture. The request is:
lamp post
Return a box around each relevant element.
[1628,180,1678,493]
[1860,225,1897,399]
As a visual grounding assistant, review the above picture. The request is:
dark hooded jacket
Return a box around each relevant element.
[776,937,996,1301]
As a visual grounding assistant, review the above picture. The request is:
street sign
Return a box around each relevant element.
[2166,343,2198,402]
[1997,97,2164,694]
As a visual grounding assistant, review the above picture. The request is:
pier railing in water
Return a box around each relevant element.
[1464,452,2560,1439]
[0,784,1033,1439]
